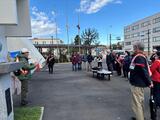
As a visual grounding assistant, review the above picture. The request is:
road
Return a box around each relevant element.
[14,62,159,120]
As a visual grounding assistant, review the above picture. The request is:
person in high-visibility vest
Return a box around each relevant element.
[129,42,153,120]
[16,48,36,106]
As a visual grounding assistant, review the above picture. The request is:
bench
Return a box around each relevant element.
[92,68,112,80]
[97,69,112,80]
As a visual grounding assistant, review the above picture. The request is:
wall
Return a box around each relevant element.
[5,0,32,37]
[0,0,17,24]
[0,26,8,62]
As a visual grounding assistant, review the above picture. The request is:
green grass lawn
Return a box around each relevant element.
[14,107,42,120]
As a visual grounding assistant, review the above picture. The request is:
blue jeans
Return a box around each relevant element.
[72,64,77,71]
[78,63,82,70]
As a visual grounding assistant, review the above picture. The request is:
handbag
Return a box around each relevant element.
[14,69,21,76]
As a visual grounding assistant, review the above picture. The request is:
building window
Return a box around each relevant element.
[124,27,130,33]
[50,41,53,44]
[125,42,131,45]
[153,26,160,33]
[34,41,39,44]
[153,17,160,24]
[141,21,151,27]
[131,24,139,30]
[131,32,140,38]
[140,29,151,37]
[125,35,130,39]
[153,36,160,42]
[43,41,46,44]
[141,38,148,43]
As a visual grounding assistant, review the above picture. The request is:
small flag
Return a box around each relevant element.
[77,24,80,30]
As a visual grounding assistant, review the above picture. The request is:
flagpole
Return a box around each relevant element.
[66,15,70,56]
[66,0,70,56]
[55,16,59,63]
[78,13,80,53]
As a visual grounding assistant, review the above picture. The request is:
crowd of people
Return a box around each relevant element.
[70,52,104,72]
[14,45,160,120]
[70,42,160,120]
[105,42,160,120]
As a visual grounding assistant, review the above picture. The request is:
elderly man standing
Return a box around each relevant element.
[16,48,36,106]
[129,42,153,120]
[106,50,114,74]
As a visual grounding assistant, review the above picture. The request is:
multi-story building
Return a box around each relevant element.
[124,12,160,54]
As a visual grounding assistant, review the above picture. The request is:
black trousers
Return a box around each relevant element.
[48,65,54,74]
[123,65,129,78]
[116,63,121,76]
[98,62,102,68]
[153,81,160,107]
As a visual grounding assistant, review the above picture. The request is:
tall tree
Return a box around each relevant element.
[81,28,99,45]
[74,35,81,45]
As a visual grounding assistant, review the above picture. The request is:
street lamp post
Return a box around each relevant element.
[109,34,112,50]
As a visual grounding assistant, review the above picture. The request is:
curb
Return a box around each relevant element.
[39,107,44,120]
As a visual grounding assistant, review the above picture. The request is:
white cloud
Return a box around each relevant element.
[114,0,122,4]
[31,7,60,37]
[77,0,122,14]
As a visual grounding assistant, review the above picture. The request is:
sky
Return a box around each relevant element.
[30,0,160,45]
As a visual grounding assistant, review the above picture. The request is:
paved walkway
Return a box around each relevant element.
[14,63,158,120]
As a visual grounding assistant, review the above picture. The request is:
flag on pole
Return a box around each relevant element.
[77,24,80,30]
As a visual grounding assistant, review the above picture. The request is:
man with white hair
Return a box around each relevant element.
[129,42,153,120]
[150,49,158,63]
[16,48,36,106]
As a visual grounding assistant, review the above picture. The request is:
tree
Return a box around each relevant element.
[111,42,123,50]
[81,28,99,46]
[74,35,81,45]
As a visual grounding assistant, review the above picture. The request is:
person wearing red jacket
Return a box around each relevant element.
[150,51,160,109]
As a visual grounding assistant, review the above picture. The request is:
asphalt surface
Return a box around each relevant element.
[13,62,160,120]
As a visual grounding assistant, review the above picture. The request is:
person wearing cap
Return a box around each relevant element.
[16,48,36,106]
[150,49,158,63]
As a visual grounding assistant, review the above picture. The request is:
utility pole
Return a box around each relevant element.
[55,17,59,63]
[109,34,112,50]
[147,29,150,56]
[66,17,70,55]
[65,0,70,56]
[78,13,80,53]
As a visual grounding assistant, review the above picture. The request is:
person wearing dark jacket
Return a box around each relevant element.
[129,42,153,120]
[106,50,114,74]
[87,52,93,71]
[16,48,36,106]
[46,54,55,74]
[123,51,131,78]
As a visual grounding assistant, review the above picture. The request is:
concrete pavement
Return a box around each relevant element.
[14,63,159,120]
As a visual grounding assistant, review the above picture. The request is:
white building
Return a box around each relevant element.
[124,12,160,53]
[31,38,63,57]
[32,38,63,45]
